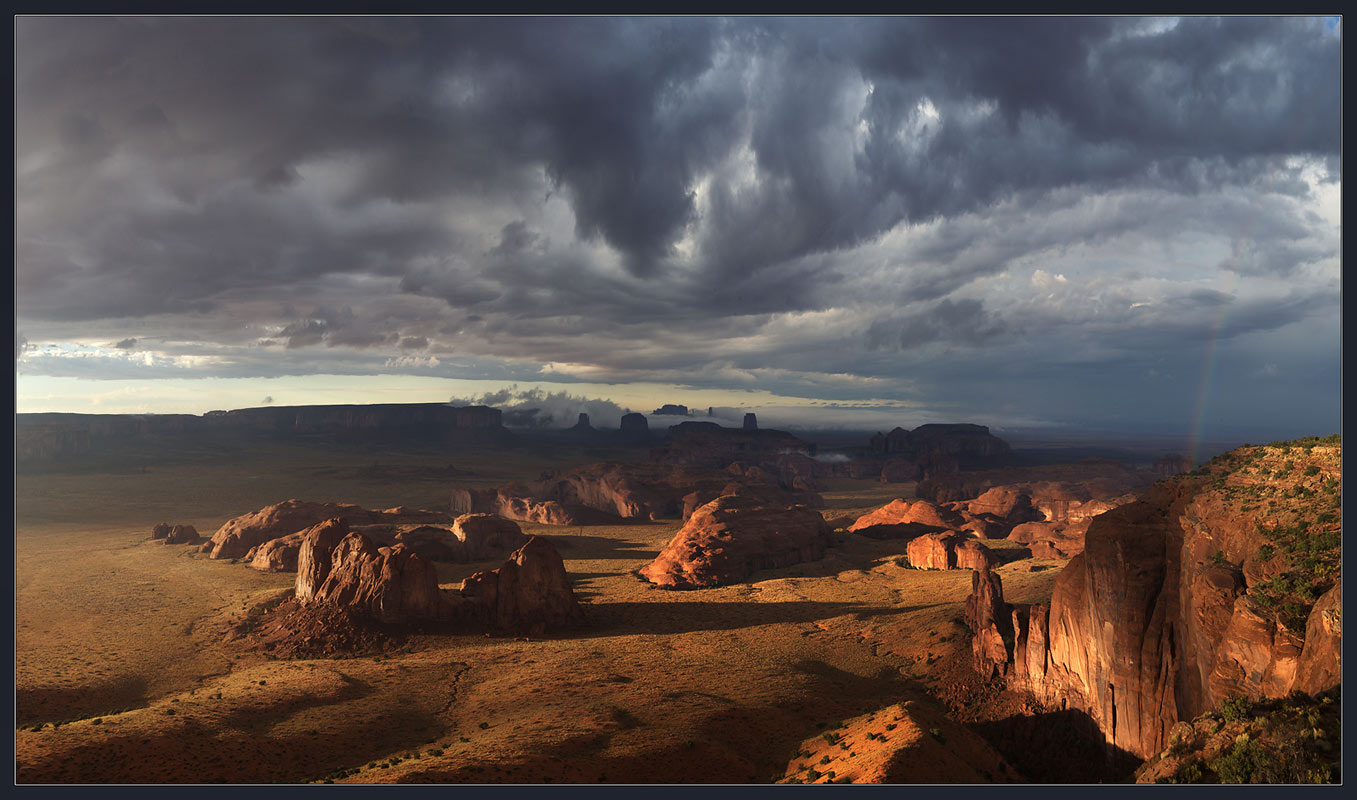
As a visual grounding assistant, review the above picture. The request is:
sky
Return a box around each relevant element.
[14,16,1342,439]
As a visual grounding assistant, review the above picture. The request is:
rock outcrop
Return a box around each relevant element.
[299,531,445,624]
[293,521,582,634]
[458,535,586,633]
[640,495,833,589]
[965,440,1342,759]
[906,532,997,571]
[450,514,530,561]
[151,522,200,544]
[202,500,451,560]
[743,413,758,430]
[452,461,822,526]
[848,499,962,537]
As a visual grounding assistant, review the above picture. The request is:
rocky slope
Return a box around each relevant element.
[778,701,1024,784]
[1134,688,1340,783]
[966,436,1341,760]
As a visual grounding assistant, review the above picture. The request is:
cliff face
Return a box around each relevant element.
[969,438,1342,759]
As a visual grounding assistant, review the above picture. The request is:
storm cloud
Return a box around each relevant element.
[15,16,1341,437]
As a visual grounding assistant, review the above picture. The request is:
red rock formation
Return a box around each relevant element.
[164,525,199,544]
[151,522,199,544]
[453,461,822,526]
[303,533,446,624]
[295,518,354,601]
[247,533,306,571]
[967,441,1343,759]
[203,499,449,560]
[458,535,585,634]
[848,499,963,536]
[1293,583,1341,696]
[906,532,995,571]
[640,495,833,589]
[450,514,529,561]
[965,562,1011,680]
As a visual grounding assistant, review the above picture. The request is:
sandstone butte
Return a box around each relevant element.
[201,499,452,560]
[640,494,833,589]
[294,521,583,634]
[905,531,996,571]
[964,440,1343,760]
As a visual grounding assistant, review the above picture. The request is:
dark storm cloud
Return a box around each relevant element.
[15,16,1341,433]
[113,338,138,349]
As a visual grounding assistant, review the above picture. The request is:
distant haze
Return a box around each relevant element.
[15,17,1340,443]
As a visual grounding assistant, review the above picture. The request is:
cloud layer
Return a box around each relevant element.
[16,17,1341,435]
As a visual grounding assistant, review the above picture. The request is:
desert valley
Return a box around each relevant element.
[16,14,1341,787]
[14,406,1341,784]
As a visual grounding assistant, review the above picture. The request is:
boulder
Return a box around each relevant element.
[150,522,172,540]
[640,495,833,589]
[162,524,200,545]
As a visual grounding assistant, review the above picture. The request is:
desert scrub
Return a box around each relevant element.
[1220,696,1252,723]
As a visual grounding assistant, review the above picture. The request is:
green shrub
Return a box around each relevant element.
[1212,739,1264,783]
[1220,696,1252,722]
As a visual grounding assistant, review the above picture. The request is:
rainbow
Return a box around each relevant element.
[1187,271,1239,466]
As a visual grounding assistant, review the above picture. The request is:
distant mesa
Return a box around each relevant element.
[743,412,758,430]
[651,404,690,416]
[619,412,649,439]
[16,403,511,464]
[570,412,593,431]
[640,494,833,589]
[150,522,201,545]
[865,423,1012,477]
